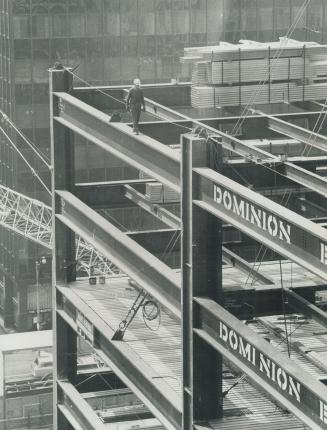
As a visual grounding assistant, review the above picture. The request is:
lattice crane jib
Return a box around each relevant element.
[0,183,121,278]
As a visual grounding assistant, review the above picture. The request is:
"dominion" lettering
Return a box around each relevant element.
[219,322,301,402]
[213,185,291,244]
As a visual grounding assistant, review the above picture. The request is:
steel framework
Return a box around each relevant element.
[51,68,327,430]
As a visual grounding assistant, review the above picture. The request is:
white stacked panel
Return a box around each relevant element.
[190,82,326,108]
[145,183,179,203]
[145,183,164,203]
[186,39,327,109]
[209,57,307,84]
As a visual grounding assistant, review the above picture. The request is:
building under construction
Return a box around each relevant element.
[47,35,327,430]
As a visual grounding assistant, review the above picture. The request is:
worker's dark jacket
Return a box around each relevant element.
[126,87,145,108]
[126,87,145,131]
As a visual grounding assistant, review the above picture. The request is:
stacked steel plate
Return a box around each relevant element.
[182,38,327,108]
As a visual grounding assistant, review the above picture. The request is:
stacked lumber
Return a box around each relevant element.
[183,38,327,109]
[191,82,327,108]
[145,183,179,203]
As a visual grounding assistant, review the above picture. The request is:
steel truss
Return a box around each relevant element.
[0,183,121,277]
[0,184,52,248]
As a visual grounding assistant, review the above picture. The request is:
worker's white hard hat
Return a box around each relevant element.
[133,78,141,86]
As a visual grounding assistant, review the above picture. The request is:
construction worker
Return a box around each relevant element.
[126,78,145,135]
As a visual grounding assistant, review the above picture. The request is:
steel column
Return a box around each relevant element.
[56,310,77,384]
[181,135,223,429]
[50,65,74,430]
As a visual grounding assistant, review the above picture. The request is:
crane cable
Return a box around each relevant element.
[230,0,311,137]
[0,125,51,195]
[0,111,51,169]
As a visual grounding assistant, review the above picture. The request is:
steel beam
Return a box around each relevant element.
[56,190,180,317]
[57,380,107,430]
[194,297,327,430]
[57,286,182,430]
[222,247,274,285]
[284,162,327,197]
[124,183,273,285]
[124,185,181,229]
[267,115,327,154]
[194,168,327,282]
[56,91,327,198]
[54,92,180,192]
[122,88,188,122]
[286,289,327,328]
[75,180,154,209]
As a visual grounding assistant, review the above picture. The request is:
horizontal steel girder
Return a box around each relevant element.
[194,296,327,430]
[56,91,327,198]
[124,184,274,285]
[54,92,180,192]
[56,190,180,317]
[122,88,187,122]
[57,287,182,430]
[286,289,327,328]
[267,115,327,154]
[124,185,181,229]
[57,380,107,430]
[194,168,327,282]
[283,162,327,198]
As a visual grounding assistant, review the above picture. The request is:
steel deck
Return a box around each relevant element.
[69,262,327,429]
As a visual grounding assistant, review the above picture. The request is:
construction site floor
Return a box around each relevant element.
[68,262,327,429]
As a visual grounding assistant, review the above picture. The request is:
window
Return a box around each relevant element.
[85,38,104,83]
[156,0,172,35]
[257,0,274,42]
[13,15,30,38]
[104,0,120,36]
[223,0,241,42]
[306,0,323,43]
[121,37,138,81]
[190,0,206,35]
[139,36,156,80]
[274,0,291,35]
[14,40,32,83]
[139,0,155,35]
[207,0,224,44]
[104,38,121,82]
[172,0,189,36]
[121,0,137,36]
[240,0,257,39]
